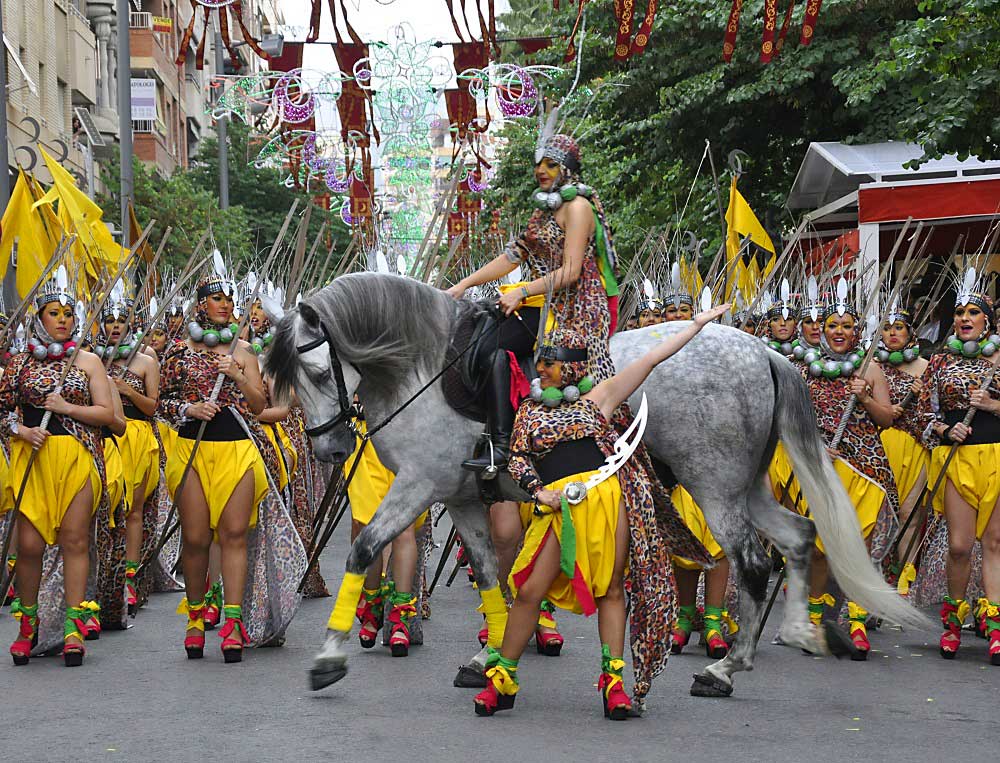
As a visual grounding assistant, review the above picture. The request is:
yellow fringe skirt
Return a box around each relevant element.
[802,459,885,555]
[157,421,177,463]
[264,423,298,491]
[165,438,268,533]
[928,442,1000,540]
[0,448,9,514]
[344,435,395,526]
[671,485,725,570]
[768,441,806,510]
[119,419,160,513]
[104,438,127,524]
[880,427,928,506]
[6,437,102,545]
[510,471,621,616]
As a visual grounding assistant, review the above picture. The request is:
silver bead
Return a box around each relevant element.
[847,353,862,366]
[840,361,856,376]
[902,348,916,362]
[95,345,107,357]
[219,328,234,343]
[780,342,794,356]
[48,343,63,358]
[32,344,48,360]
[533,191,549,208]
[203,332,220,348]
[562,385,580,402]
[990,335,1000,346]
[188,322,204,342]
[792,345,806,360]
[963,340,981,356]
[546,192,562,210]
[877,349,889,363]
[983,342,997,357]
[809,361,824,377]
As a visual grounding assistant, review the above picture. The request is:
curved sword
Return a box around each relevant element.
[563,392,649,505]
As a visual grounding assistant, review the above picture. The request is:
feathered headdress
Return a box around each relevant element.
[954,266,993,315]
[36,265,75,310]
[823,277,857,321]
[802,275,822,323]
[765,278,799,321]
[664,261,693,309]
[101,279,134,322]
[196,249,234,299]
[638,277,663,312]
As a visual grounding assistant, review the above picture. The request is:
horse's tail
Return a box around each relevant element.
[767,354,931,629]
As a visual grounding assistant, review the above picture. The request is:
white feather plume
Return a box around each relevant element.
[375,251,390,274]
[643,278,655,299]
[212,249,226,278]
[506,265,523,285]
[149,297,158,320]
[56,265,68,306]
[260,291,285,324]
[396,255,407,276]
[671,262,681,291]
[246,271,258,295]
[700,287,712,313]
[807,275,818,302]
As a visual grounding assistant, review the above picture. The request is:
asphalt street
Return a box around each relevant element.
[2,520,995,763]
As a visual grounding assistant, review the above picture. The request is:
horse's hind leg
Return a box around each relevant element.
[688,492,773,698]
[310,480,432,691]
[446,502,506,688]
[745,480,821,654]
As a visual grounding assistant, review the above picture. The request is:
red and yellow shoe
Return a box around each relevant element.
[983,601,1000,666]
[703,606,729,659]
[125,560,138,617]
[219,604,249,664]
[939,596,967,660]
[387,591,417,657]
[80,601,101,641]
[473,659,518,717]
[177,598,206,659]
[671,604,696,654]
[9,599,38,666]
[599,646,631,721]
[63,605,89,667]
[204,581,223,631]
[847,602,870,661]
[356,586,385,649]
[535,601,563,656]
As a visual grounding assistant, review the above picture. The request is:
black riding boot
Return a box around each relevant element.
[462,350,514,474]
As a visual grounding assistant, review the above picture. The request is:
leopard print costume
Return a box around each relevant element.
[801,366,900,562]
[881,363,931,442]
[916,352,1000,448]
[507,210,615,383]
[508,396,710,703]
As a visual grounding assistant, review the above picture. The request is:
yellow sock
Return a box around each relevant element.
[479,587,508,649]
[327,572,367,632]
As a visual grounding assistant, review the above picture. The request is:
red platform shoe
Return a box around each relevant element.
[599,646,631,721]
[939,596,966,659]
[387,591,417,657]
[178,598,206,659]
[9,599,38,666]
[473,661,518,717]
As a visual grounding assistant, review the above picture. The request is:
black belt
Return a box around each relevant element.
[23,405,69,436]
[943,409,1000,445]
[179,407,248,442]
[123,404,149,421]
[533,437,606,486]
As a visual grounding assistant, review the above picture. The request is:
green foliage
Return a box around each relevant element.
[489,0,998,271]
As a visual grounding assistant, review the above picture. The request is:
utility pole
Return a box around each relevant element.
[215,18,229,209]
[117,0,134,240]
[0,0,11,216]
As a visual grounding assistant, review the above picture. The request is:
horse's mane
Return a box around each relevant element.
[266,272,456,404]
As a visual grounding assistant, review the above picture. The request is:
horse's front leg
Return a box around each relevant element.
[447,501,506,689]
[309,476,434,691]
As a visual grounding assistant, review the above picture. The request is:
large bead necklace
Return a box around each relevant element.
[95,332,142,360]
[28,338,77,361]
[803,344,863,380]
[943,333,1000,359]
[529,375,595,406]
[188,320,240,347]
[250,328,274,355]
[767,337,801,357]
[531,183,593,211]
[876,344,921,366]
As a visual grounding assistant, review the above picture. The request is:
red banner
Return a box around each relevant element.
[722,0,743,62]
[563,0,589,62]
[614,0,636,62]
[760,0,778,62]
[269,42,303,72]
[448,212,467,239]
[349,176,373,222]
[859,180,1000,224]
[799,0,823,46]
[445,89,478,141]
[629,0,658,57]
[333,43,373,147]
[516,37,553,55]
[452,42,490,82]
[775,0,796,56]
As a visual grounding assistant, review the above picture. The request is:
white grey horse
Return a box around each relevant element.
[265,272,927,701]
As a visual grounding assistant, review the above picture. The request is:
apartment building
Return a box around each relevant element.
[3,0,109,192]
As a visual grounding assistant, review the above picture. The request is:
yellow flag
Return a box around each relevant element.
[725,177,775,260]
[0,170,60,297]
[32,147,128,293]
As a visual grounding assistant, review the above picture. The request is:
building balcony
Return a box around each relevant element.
[133,119,179,177]
[129,12,180,97]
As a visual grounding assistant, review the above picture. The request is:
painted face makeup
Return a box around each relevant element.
[954,304,988,341]
[824,314,857,354]
[535,358,564,389]
[881,320,911,352]
[534,158,562,191]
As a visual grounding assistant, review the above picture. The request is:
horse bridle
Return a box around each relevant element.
[296,320,355,438]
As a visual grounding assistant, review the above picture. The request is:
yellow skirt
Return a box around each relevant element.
[264,423,298,491]
[671,485,724,570]
[0,449,10,514]
[165,438,268,533]
[881,427,928,506]
[769,441,806,510]
[344,435,395,526]
[6,437,102,545]
[804,459,885,555]
[929,443,1000,539]
[104,438,127,524]
[511,471,621,616]
[157,421,178,463]
[119,419,160,513]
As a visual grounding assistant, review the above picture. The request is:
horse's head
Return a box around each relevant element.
[266,302,359,463]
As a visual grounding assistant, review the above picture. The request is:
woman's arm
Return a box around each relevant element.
[852,364,896,428]
[116,354,159,416]
[446,251,519,299]
[217,344,267,415]
[259,376,291,423]
[588,304,730,420]
[43,352,116,427]
[108,383,128,437]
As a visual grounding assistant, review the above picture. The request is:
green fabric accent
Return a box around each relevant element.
[601,643,624,676]
[590,205,620,298]
[495,655,519,686]
[389,589,415,606]
[703,605,724,635]
[676,604,696,633]
[808,600,826,616]
[985,601,1000,636]
[65,607,87,639]
[206,581,223,607]
[380,579,396,600]
[485,646,501,668]
[222,604,243,621]
[124,560,138,574]
[558,495,577,580]
[539,599,555,615]
[10,598,37,618]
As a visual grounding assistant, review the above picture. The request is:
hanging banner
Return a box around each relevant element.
[130,78,158,120]
[760,0,779,62]
[722,0,743,62]
[775,0,796,56]
[800,0,823,46]
[629,0,658,58]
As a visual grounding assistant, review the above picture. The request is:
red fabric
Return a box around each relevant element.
[608,295,619,335]
[858,180,1000,224]
[269,42,304,72]
[629,0,658,57]
[799,0,823,46]
[445,88,477,140]
[760,0,778,62]
[722,0,743,62]
[507,351,530,409]
[805,230,860,274]
[517,37,553,55]
[510,528,597,616]
[775,0,796,56]
[614,0,637,62]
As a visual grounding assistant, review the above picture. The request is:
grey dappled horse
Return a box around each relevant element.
[265,272,926,701]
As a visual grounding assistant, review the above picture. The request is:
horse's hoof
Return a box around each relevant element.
[454,664,488,688]
[309,662,348,691]
[822,623,861,660]
[690,673,733,698]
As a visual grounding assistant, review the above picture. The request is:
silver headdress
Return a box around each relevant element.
[35,265,75,310]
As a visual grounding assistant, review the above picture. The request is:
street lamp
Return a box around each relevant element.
[215,31,284,209]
